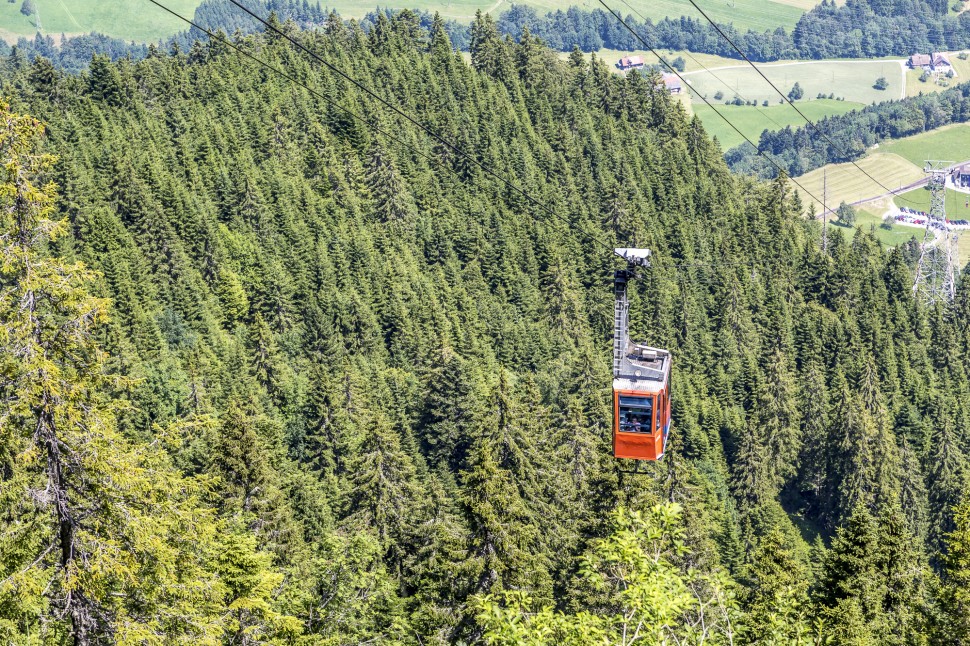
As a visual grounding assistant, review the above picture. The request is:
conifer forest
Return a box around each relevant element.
[5,9,970,645]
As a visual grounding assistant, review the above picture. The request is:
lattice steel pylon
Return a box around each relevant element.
[913,160,956,306]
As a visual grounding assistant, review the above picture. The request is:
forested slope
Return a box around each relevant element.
[4,11,970,644]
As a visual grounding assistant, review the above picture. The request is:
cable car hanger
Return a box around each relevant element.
[612,248,672,470]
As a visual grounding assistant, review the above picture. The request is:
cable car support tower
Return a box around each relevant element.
[913,160,956,306]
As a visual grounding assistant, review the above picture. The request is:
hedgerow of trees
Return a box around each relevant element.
[727,79,970,178]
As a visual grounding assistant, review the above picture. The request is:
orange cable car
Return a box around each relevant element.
[612,248,671,461]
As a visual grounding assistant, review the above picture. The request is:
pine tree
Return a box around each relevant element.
[343,409,429,578]
[0,101,230,642]
[928,412,967,554]
[461,433,548,601]
[367,144,415,223]
[815,504,885,641]
[740,528,811,643]
[940,499,970,644]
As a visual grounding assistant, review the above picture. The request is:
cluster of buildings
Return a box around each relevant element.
[616,55,683,93]
[908,53,952,72]
[952,162,970,189]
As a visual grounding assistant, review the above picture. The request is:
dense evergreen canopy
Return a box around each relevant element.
[2,12,970,644]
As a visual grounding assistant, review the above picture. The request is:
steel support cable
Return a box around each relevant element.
[145,0,617,253]
[595,0,829,210]
[225,0,658,252]
[614,0,793,135]
[227,0,840,253]
[680,0,919,205]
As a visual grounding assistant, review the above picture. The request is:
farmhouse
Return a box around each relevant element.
[617,55,645,71]
[908,52,951,71]
[951,162,970,189]
[662,73,682,94]
[909,53,931,69]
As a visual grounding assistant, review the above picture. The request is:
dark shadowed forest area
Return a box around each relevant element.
[4,9,970,645]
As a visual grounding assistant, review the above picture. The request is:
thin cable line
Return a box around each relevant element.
[228,0,597,225]
[594,0,829,210]
[145,0,617,253]
[614,0,793,135]
[147,0,811,278]
[220,0,812,265]
[681,0,919,205]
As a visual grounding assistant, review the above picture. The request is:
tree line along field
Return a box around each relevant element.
[826,206,921,250]
[791,124,970,212]
[0,0,813,43]
[682,59,906,105]
[793,152,924,213]
[247,0,811,31]
[784,123,970,262]
[692,98,862,150]
[877,123,970,166]
[534,0,809,32]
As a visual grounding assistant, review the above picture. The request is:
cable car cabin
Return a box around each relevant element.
[613,345,671,461]
[611,248,671,461]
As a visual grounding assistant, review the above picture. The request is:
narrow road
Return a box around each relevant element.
[819,176,928,217]
[896,60,907,99]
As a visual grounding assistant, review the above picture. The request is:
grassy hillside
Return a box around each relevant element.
[892,186,970,263]
[904,51,970,97]
[683,59,905,105]
[793,152,924,212]
[825,207,920,250]
[693,98,863,150]
[877,123,970,166]
[0,0,813,43]
[287,0,809,30]
[894,184,970,221]
[789,125,970,214]
[570,48,759,73]
[0,0,201,42]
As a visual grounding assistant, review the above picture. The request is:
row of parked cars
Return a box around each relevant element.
[895,207,970,230]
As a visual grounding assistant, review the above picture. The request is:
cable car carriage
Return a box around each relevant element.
[612,248,671,461]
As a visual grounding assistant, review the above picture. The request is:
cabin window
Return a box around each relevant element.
[618,395,653,434]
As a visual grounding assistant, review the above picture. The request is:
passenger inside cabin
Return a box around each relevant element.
[618,395,654,433]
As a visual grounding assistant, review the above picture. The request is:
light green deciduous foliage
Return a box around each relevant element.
[0,101,293,644]
[476,503,738,645]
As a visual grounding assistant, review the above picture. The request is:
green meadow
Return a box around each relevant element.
[0,0,201,42]
[877,124,970,167]
[0,0,813,43]
[826,207,921,250]
[692,99,863,150]
[683,59,905,106]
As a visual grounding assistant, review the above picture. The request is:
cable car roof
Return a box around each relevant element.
[614,248,651,267]
[613,343,670,393]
